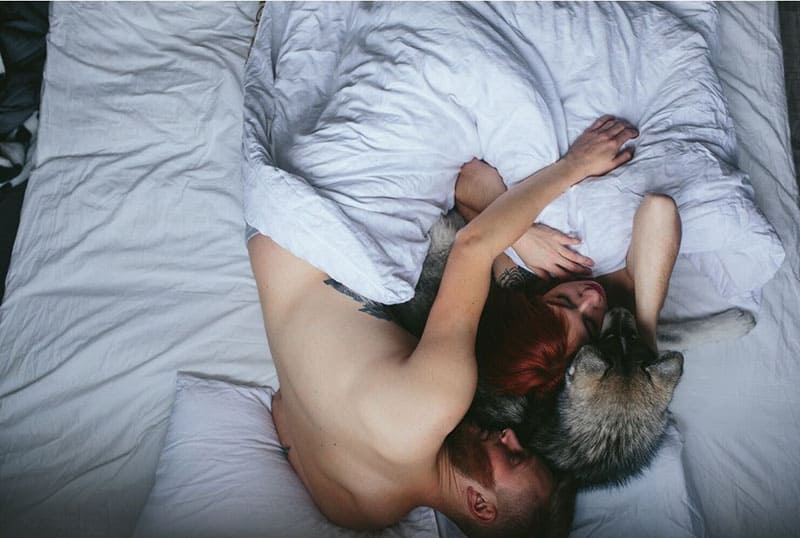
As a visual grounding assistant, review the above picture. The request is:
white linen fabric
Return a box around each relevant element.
[133,374,439,538]
[0,4,281,537]
[1,2,799,538]
[571,418,704,538]
[242,2,784,307]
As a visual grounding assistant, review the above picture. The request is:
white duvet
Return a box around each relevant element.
[242,2,784,308]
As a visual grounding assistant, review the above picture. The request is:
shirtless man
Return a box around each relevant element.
[247,116,639,536]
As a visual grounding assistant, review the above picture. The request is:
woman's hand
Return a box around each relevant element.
[563,115,639,180]
[513,224,594,280]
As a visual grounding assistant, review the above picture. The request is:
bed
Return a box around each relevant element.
[0,2,798,538]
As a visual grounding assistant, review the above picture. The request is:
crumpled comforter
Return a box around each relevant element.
[242,1,784,306]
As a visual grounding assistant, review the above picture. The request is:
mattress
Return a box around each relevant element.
[0,2,798,538]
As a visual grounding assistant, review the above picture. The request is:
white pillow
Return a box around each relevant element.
[571,418,705,538]
[133,374,440,538]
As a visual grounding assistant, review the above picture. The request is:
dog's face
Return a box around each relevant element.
[553,307,684,485]
[566,307,684,402]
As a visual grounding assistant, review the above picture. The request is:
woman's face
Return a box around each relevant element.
[542,280,607,356]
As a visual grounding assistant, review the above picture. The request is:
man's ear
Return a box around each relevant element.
[467,486,497,524]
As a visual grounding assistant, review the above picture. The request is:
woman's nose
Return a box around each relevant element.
[578,289,603,312]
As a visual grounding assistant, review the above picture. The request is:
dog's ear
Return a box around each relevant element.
[646,351,684,390]
[570,346,608,384]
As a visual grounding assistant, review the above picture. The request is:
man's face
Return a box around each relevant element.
[448,422,553,499]
[482,428,553,502]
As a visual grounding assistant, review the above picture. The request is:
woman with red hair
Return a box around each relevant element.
[458,130,682,402]
[475,283,571,401]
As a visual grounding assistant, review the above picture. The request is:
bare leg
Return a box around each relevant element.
[454,159,506,222]
[456,160,524,283]
[625,194,682,351]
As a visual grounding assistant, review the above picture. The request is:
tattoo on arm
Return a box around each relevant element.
[496,266,538,290]
[324,278,394,321]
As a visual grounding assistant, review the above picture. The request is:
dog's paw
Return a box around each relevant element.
[657,308,756,350]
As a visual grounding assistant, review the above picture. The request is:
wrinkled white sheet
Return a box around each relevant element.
[243,2,784,308]
[0,4,276,537]
[0,2,798,538]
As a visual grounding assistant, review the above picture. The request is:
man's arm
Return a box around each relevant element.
[456,160,594,281]
[405,116,638,435]
[455,125,681,351]
[405,158,588,437]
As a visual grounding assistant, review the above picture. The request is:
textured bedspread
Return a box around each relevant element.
[243,2,784,308]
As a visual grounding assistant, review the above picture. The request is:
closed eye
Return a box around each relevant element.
[556,294,576,309]
[552,295,598,339]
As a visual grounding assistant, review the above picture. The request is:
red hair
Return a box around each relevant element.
[476,285,568,401]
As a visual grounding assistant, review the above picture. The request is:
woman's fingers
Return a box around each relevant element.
[553,254,591,275]
[560,246,594,268]
[549,265,571,279]
[549,227,582,246]
[562,259,592,275]
[529,267,550,280]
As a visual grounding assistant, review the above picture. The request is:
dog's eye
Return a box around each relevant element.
[641,365,653,383]
[566,363,576,382]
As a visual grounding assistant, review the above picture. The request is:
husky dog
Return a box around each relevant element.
[390,212,467,338]
[472,308,684,486]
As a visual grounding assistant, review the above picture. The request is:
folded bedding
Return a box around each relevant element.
[242,1,784,309]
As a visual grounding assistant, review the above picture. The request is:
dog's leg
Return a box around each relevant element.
[657,308,756,350]
[388,212,462,336]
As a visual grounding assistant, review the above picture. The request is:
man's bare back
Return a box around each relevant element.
[249,235,460,529]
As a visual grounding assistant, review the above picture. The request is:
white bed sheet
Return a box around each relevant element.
[666,4,800,537]
[0,2,798,538]
[0,3,276,537]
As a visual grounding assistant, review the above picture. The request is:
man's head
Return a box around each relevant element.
[443,421,577,537]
